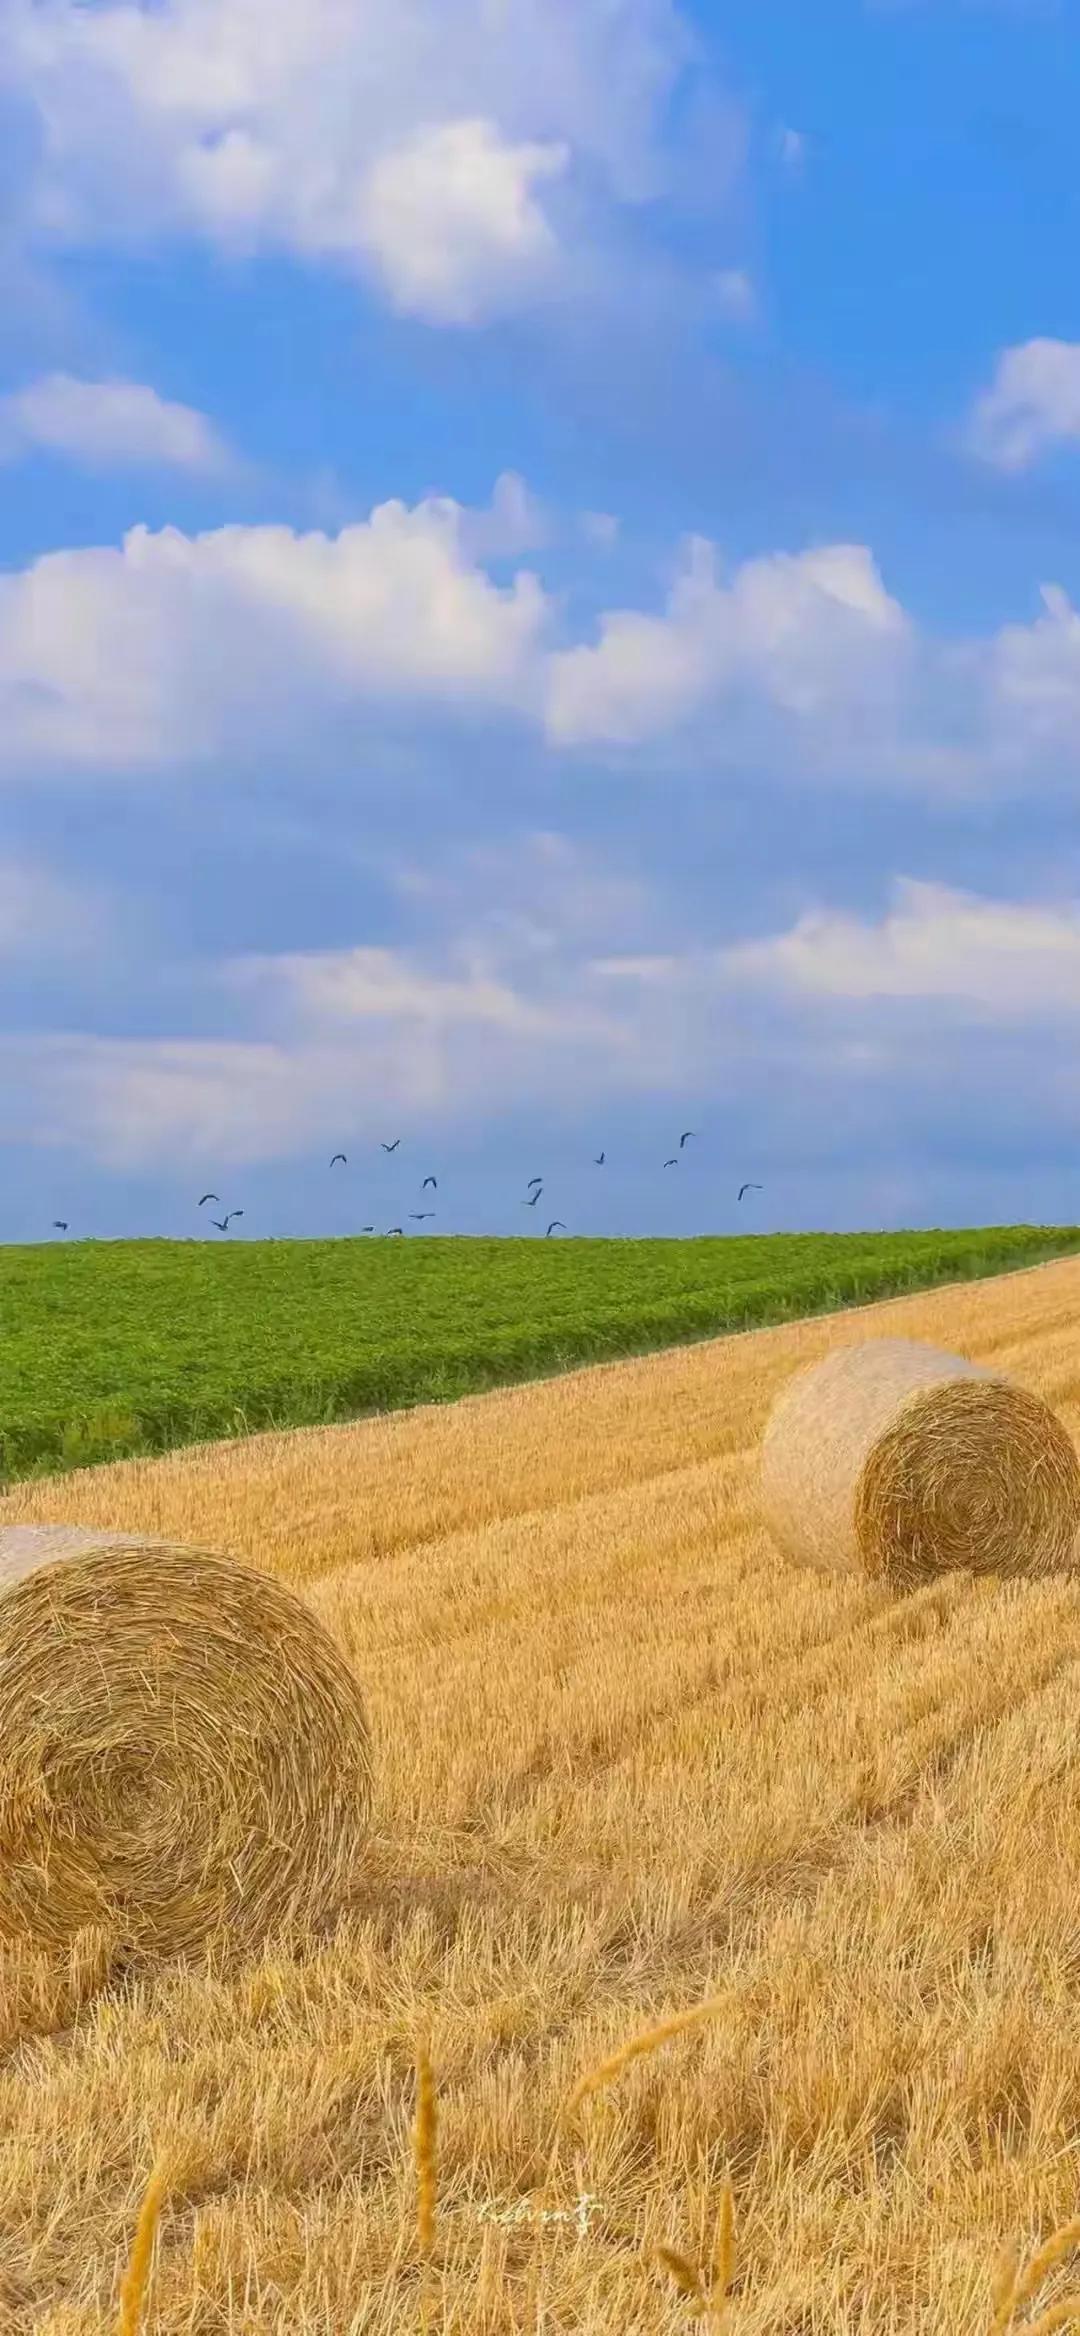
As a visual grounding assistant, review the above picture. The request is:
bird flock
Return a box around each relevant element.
[48,1130,766,1240]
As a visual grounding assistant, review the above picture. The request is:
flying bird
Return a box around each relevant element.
[524,1188,542,1205]
[422,1176,437,1191]
[594,1152,605,1165]
[409,1212,435,1221]
[209,1218,230,1232]
[387,1226,403,1235]
[738,1183,763,1202]
[381,1138,401,1153]
[546,1222,566,1236]
[663,1158,678,1168]
[198,1193,219,1208]
[330,1153,347,1167]
[361,1225,375,1233]
[53,1221,68,1232]
[679,1130,696,1148]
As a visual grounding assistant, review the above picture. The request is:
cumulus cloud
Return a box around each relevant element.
[721,876,1080,1021]
[357,118,569,324]
[965,339,1080,472]
[0,485,551,768]
[2,0,702,325]
[0,372,231,472]
[545,541,1080,795]
[5,484,1080,796]
[985,582,1080,745]
[455,471,550,560]
[544,536,911,748]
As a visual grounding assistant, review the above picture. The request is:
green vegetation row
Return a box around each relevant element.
[2,1224,1079,1486]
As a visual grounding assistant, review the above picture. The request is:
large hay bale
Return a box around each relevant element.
[758,1336,1080,1590]
[0,1526,373,1963]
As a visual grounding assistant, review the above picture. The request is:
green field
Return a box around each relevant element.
[2,1224,1080,1487]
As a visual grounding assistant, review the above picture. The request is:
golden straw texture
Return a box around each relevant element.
[414,2048,437,2260]
[115,2164,167,2336]
[758,1336,1080,1591]
[0,1526,373,1964]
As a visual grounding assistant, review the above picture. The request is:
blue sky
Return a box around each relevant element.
[3,0,1080,1245]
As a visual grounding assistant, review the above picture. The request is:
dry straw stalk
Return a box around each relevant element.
[655,2244,709,2311]
[990,2215,1080,2333]
[562,1988,736,2127]
[758,1336,1080,1591]
[414,2046,438,2260]
[0,1525,373,1965]
[115,2163,167,2336]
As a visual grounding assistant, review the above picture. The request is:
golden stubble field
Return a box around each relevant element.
[8,1257,1080,2334]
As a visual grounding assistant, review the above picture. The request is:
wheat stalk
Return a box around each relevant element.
[712,2174,735,2309]
[562,1988,734,2125]
[990,2218,1080,2333]
[656,2244,709,2313]
[1020,2299,1080,2336]
[414,2046,438,2262]
[551,1996,736,2325]
[993,2240,1022,2327]
[115,2163,167,2336]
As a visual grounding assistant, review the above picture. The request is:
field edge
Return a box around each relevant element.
[5,1226,1080,1490]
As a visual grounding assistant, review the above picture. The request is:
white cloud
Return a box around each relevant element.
[12,831,1080,1178]
[223,831,655,1049]
[0,372,231,472]
[384,829,654,962]
[456,471,550,560]
[3,832,682,1168]
[986,582,1080,746]
[8,1033,341,1169]
[0,486,551,768]
[965,339,1080,472]
[3,0,701,326]
[543,543,1080,795]
[5,485,1080,798]
[10,966,641,1176]
[223,943,583,1040]
[721,877,1080,1021]
[358,118,568,324]
[8,993,649,1169]
[544,536,910,746]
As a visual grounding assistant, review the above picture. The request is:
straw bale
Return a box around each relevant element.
[758,1336,1080,1591]
[0,1526,373,1964]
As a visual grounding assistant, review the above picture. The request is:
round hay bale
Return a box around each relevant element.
[758,1336,1080,1591]
[0,1526,373,1964]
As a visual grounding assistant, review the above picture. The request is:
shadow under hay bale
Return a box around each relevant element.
[758,1337,1080,1593]
[0,1525,373,1966]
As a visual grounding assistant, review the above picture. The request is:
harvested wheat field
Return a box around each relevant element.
[10,1255,1080,2333]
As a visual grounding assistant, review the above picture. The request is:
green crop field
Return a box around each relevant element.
[3,1223,1080,1487]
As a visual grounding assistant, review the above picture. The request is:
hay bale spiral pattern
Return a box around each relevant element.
[0,1527,373,1963]
[758,1336,1080,1591]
